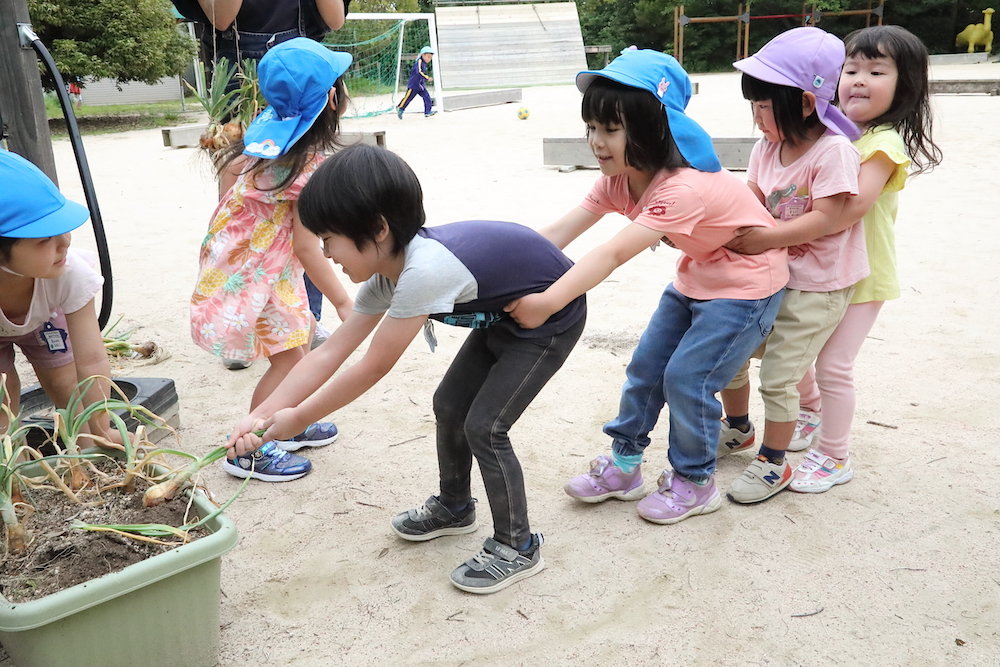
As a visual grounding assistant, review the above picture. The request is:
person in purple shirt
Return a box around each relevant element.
[227,144,586,595]
[396,46,435,118]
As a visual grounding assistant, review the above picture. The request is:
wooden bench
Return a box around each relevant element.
[543,136,757,171]
[161,125,386,148]
[442,89,522,112]
[929,79,1000,95]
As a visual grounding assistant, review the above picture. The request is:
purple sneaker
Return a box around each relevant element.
[636,470,722,524]
[564,455,645,503]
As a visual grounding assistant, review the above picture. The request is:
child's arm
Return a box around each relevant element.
[62,299,124,445]
[727,155,895,255]
[228,312,426,456]
[315,0,347,30]
[218,154,246,200]
[291,211,353,322]
[536,207,604,250]
[505,222,666,329]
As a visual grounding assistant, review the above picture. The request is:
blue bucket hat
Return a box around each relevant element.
[418,46,434,56]
[0,150,89,238]
[576,47,721,173]
[243,38,353,159]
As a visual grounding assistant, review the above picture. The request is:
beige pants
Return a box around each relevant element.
[727,287,853,422]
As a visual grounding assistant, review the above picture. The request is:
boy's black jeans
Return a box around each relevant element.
[433,314,585,551]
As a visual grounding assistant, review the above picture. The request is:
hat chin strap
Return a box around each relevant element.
[1,265,25,277]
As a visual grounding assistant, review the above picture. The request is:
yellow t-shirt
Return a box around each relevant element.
[851,125,911,304]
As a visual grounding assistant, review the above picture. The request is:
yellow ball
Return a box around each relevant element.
[517,107,530,120]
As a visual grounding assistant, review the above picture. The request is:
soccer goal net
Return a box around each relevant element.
[323,13,442,119]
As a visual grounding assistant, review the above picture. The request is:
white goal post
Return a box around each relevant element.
[344,12,444,112]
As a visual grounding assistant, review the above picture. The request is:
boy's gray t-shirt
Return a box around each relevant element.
[353,220,586,339]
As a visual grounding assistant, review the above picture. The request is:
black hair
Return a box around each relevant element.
[741,74,823,146]
[0,236,19,263]
[213,76,350,191]
[298,144,424,256]
[843,25,942,176]
[581,77,688,173]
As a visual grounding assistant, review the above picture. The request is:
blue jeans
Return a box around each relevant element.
[303,273,322,321]
[604,284,784,482]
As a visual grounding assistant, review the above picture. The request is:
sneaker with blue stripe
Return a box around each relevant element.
[221,441,312,482]
[273,422,339,452]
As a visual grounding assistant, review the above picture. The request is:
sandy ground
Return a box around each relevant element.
[7,61,1000,666]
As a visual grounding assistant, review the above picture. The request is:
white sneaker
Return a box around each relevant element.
[717,419,755,458]
[788,409,821,452]
[311,323,333,350]
[789,449,853,493]
[727,456,793,504]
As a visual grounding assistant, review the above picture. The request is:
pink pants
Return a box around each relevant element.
[796,301,884,460]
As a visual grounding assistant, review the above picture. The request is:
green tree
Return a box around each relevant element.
[27,0,195,88]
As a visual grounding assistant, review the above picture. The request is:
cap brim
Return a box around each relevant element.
[733,56,800,90]
[576,69,649,95]
[5,198,90,238]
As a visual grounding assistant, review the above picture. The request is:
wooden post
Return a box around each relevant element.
[736,3,743,61]
[673,6,679,59]
[678,5,685,66]
[0,0,57,183]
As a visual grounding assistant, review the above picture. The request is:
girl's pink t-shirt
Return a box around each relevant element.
[580,167,788,300]
[748,134,868,291]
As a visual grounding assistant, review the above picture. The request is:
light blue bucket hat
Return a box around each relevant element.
[243,38,353,159]
[576,47,721,173]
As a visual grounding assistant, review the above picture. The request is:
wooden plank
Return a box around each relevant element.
[442,89,522,111]
[161,126,386,149]
[543,136,757,171]
[0,0,58,182]
[929,79,1000,95]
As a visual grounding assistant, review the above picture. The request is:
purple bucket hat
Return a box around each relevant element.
[734,27,860,141]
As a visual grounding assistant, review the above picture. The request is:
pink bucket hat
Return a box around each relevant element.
[734,27,860,141]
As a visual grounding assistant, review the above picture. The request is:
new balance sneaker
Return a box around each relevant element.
[717,419,756,458]
[727,456,793,504]
[788,409,822,452]
[450,534,545,594]
[789,449,853,493]
[564,454,645,503]
[390,495,478,541]
[221,441,312,482]
[636,471,722,524]
[273,422,339,452]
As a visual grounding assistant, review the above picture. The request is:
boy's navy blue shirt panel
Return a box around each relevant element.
[353,220,586,339]
[408,59,430,88]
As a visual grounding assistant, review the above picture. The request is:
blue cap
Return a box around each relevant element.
[0,150,89,238]
[419,46,434,56]
[243,38,353,159]
[576,47,722,173]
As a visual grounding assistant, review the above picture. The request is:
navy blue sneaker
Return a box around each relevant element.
[221,441,312,482]
[273,422,339,452]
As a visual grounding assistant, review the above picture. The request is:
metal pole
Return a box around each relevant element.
[0,0,57,182]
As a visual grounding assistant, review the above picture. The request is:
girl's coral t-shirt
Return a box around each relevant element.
[580,167,788,300]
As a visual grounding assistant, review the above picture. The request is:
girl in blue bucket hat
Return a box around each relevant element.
[190,37,354,482]
[505,47,788,525]
[0,150,124,447]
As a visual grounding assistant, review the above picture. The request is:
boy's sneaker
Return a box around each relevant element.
[221,441,312,482]
[425,110,437,117]
[717,419,756,458]
[273,422,339,452]
[450,533,545,594]
[727,456,793,504]
[564,455,645,503]
[636,471,722,524]
[396,106,404,119]
[789,449,853,493]
[788,409,822,452]
[390,495,478,541]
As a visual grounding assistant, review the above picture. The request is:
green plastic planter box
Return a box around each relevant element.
[0,481,237,667]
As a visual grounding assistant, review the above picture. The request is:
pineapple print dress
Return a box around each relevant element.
[190,156,322,362]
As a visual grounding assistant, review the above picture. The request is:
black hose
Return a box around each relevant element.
[26,31,114,329]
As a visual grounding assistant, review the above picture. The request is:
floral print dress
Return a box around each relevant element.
[190,156,322,362]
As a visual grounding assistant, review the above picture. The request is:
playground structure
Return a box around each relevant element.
[671,0,885,66]
[955,7,995,54]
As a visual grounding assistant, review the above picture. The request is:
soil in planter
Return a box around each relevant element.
[0,474,208,604]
